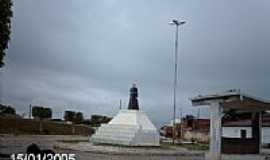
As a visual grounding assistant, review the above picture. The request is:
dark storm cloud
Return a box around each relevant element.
[1,0,270,126]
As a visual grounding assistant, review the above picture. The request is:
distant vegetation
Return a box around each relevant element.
[32,106,52,119]
[0,104,94,135]
[0,103,112,134]
[0,104,16,115]
[0,0,13,67]
[63,111,112,127]
[64,110,84,124]
[87,114,112,127]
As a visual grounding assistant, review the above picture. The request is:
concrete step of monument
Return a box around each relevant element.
[98,127,139,133]
[94,132,136,139]
[115,124,139,128]
[93,131,135,138]
[91,135,134,144]
[97,125,139,133]
[96,130,138,136]
[92,135,133,141]
[97,129,138,135]
[91,137,133,145]
[95,132,136,139]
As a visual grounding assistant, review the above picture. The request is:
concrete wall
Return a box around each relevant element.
[222,127,270,144]
[222,127,252,138]
[222,137,259,154]
[262,128,270,144]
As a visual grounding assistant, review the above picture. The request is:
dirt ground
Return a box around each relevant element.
[1,134,269,160]
[0,134,203,160]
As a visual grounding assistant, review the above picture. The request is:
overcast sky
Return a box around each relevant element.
[1,0,270,126]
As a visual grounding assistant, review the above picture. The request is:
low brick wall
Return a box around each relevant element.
[0,118,94,135]
[222,137,259,154]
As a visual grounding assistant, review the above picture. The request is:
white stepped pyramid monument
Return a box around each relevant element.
[90,83,160,146]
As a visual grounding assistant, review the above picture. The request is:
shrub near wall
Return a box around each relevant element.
[183,131,209,143]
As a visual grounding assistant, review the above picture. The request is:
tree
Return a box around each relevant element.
[82,119,91,125]
[64,110,76,122]
[32,106,52,134]
[32,106,41,118]
[2,106,15,114]
[43,108,52,119]
[89,114,112,127]
[74,112,84,124]
[32,106,52,119]
[0,0,13,67]
[64,111,84,124]
[0,104,15,114]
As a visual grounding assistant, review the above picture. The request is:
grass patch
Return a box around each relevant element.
[176,143,209,151]
[160,143,174,150]
[161,142,209,151]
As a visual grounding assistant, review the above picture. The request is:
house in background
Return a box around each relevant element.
[222,112,270,147]
[160,116,210,143]
[181,116,210,143]
[161,112,270,146]
[160,118,182,139]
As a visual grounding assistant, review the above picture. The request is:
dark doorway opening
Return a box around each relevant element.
[240,129,247,139]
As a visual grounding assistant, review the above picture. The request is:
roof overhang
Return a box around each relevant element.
[190,90,270,111]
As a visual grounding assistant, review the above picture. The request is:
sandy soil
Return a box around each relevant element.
[0,134,203,160]
[1,134,269,160]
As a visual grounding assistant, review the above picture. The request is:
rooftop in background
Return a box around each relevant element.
[191,89,270,111]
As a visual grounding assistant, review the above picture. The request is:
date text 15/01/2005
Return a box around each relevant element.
[11,153,76,160]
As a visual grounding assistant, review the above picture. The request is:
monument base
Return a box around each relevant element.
[90,110,160,146]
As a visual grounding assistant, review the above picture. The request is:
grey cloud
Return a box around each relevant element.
[1,0,270,126]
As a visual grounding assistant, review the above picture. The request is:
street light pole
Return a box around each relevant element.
[169,19,186,144]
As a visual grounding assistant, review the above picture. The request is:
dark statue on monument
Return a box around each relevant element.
[90,83,159,146]
[128,83,139,110]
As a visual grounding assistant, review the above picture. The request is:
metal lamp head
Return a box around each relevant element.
[169,19,186,26]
